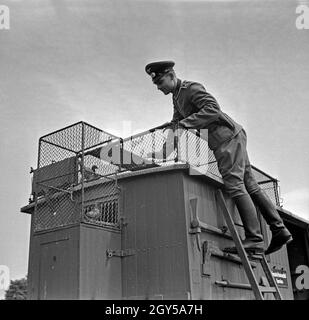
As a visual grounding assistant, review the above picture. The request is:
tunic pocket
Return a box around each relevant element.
[209,125,234,150]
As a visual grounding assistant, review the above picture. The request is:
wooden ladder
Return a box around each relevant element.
[216,189,283,300]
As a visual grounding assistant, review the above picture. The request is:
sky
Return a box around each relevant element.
[0,0,309,296]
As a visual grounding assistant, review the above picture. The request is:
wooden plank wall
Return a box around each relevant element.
[79,224,121,299]
[183,173,294,300]
[120,171,190,299]
[26,166,296,300]
[267,235,294,300]
[28,225,79,300]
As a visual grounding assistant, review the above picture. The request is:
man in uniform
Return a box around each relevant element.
[145,60,292,254]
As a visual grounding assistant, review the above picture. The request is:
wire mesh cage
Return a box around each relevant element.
[32,121,121,232]
[31,121,281,232]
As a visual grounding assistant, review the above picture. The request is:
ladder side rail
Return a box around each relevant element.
[216,189,264,300]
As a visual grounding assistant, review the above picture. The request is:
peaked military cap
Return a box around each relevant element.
[145,60,175,83]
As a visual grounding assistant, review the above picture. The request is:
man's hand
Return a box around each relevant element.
[156,121,187,133]
[177,121,187,129]
[154,122,171,131]
[162,122,174,133]
[146,122,187,160]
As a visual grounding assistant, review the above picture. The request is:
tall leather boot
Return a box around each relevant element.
[224,194,264,254]
[250,189,293,255]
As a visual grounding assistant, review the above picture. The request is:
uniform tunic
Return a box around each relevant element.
[172,79,261,198]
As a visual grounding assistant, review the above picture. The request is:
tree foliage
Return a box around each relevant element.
[5,277,27,300]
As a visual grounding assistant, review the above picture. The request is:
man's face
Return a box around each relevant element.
[155,74,174,95]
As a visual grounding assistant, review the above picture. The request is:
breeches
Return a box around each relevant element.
[213,129,261,198]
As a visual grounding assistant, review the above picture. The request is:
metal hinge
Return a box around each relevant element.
[106,248,135,258]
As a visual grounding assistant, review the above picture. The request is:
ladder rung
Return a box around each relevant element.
[216,282,279,294]
[259,286,277,293]
[207,244,258,268]
[215,280,251,290]
[248,254,264,260]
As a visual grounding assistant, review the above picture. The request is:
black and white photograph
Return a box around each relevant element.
[0,0,308,304]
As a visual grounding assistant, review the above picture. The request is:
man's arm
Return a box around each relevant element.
[156,83,220,160]
[179,83,221,129]
[160,103,186,157]
[146,101,185,160]
[170,103,184,125]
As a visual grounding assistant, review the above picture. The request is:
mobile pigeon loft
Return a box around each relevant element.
[21,121,309,300]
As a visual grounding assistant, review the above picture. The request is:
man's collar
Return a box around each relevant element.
[173,79,182,99]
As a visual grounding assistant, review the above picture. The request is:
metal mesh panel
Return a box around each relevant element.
[33,122,121,232]
[207,151,221,177]
[120,126,220,177]
[120,127,213,172]
[41,122,84,153]
[177,129,222,177]
[83,122,116,151]
[251,166,280,206]
[33,190,81,232]
[38,140,76,172]
[251,166,272,184]
[258,181,279,206]
[82,155,118,179]
[83,195,119,228]
[178,129,209,166]
[118,124,280,206]
[121,128,177,171]
[41,122,117,153]
[81,177,120,227]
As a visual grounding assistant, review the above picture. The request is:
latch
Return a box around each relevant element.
[189,198,201,251]
[106,248,136,258]
[202,240,213,276]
